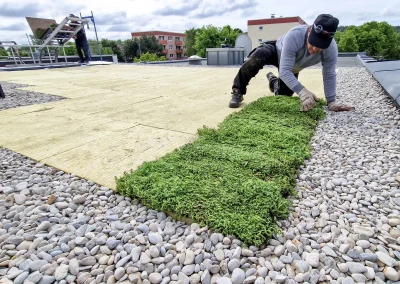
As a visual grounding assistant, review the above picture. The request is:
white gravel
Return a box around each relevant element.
[0,66,399,284]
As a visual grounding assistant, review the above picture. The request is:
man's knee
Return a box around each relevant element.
[241,55,264,78]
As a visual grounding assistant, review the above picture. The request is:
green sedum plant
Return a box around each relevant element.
[116,96,326,246]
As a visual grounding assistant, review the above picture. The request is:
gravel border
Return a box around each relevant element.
[0,82,66,111]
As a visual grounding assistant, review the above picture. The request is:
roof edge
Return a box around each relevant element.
[131,31,186,37]
[248,16,307,26]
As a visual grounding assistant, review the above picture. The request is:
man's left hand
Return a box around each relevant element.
[328,101,355,112]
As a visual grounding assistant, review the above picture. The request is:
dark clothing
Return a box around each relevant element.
[0,83,5,99]
[73,26,90,62]
[232,41,298,96]
[76,28,87,41]
[75,38,90,63]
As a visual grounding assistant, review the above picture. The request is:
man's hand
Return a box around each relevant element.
[328,101,355,112]
[298,88,318,111]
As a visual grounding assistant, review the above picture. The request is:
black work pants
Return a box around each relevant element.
[75,39,90,63]
[232,42,298,96]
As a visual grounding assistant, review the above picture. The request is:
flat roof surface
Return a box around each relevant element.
[0,65,324,189]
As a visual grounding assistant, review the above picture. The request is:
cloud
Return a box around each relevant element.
[154,1,201,16]
[191,0,258,19]
[355,12,371,22]
[95,12,128,25]
[0,22,28,31]
[0,3,41,17]
[380,7,400,17]
[106,24,132,32]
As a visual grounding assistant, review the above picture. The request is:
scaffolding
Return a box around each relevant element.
[0,16,90,66]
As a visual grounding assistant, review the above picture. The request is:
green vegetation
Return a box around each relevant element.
[133,52,166,62]
[123,35,164,63]
[0,48,8,58]
[116,96,326,246]
[186,25,243,58]
[335,21,400,59]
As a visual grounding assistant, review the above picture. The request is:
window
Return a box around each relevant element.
[170,54,174,58]
[182,37,185,42]
[184,46,186,50]
[177,54,182,58]
[175,37,180,41]
[258,26,263,30]
[184,54,186,57]
[168,36,172,41]
[159,36,164,40]
[258,39,263,43]
[169,45,173,50]
[163,45,166,50]
[176,46,181,50]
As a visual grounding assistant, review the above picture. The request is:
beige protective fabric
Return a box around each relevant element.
[0,65,324,189]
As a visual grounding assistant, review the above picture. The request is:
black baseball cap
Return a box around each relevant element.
[308,14,339,49]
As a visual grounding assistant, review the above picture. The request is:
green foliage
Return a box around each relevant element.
[137,35,164,56]
[337,30,359,52]
[62,42,78,55]
[193,25,243,57]
[123,38,139,62]
[220,25,243,46]
[133,52,166,62]
[124,35,164,62]
[0,48,8,57]
[116,96,325,246]
[335,21,400,59]
[100,38,124,61]
[185,28,200,57]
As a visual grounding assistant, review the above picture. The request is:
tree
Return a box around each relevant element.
[137,35,164,56]
[334,31,342,46]
[123,38,139,62]
[377,22,399,59]
[219,25,242,47]
[194,25,221,57]
[133,52,166,62]
[193,25,243,57]
[185,28,200,57]
[63,42,78,55]
[0,47,8,57]
[101,39,124,62]
[337,26,348,32]
[337,30,359,52]
[356,23,386,56]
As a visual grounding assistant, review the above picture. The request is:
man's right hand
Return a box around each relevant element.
[298,88,318,112]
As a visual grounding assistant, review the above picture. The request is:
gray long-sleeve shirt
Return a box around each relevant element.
[275,25,338,103]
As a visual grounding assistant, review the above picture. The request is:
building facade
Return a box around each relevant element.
[131,31,187,60]
[247,16,307,48]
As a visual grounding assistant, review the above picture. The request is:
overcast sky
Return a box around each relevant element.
[0,0,399,44]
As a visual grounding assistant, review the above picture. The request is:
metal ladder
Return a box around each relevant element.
[36,16,90,63]
[0,41,24,64]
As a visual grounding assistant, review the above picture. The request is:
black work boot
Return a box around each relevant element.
[267,72,279,95]
[229,88,243,108]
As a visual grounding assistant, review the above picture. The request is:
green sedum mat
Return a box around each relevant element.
[116,96,326,246]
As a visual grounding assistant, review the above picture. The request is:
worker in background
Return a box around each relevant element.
[228,14,354,112]
[69,14,90,64]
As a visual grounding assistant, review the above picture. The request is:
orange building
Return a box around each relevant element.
[131,31,187,60]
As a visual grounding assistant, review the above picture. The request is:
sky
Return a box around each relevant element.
[0,0,399,44]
